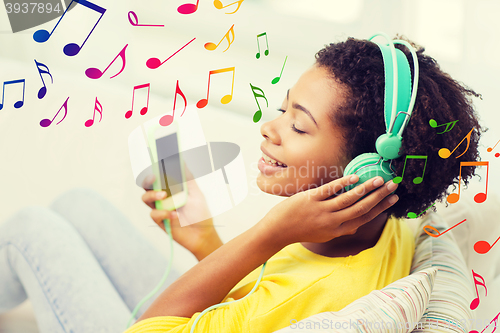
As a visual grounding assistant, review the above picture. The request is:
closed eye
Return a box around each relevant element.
[277,108,306,134]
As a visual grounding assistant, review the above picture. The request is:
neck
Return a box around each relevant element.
[301,212,389,258]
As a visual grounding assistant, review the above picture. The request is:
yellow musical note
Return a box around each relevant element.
[204,24,235,52]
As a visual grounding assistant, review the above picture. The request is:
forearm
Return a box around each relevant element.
[192,230,223,261]
[137,218,286,321]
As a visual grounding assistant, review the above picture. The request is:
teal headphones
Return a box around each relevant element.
[344,32,420,190]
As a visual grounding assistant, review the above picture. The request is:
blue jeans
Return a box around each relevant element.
[0,188,180,333]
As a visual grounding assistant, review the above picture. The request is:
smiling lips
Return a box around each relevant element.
[262,152,287,167]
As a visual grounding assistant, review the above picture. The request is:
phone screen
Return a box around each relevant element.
[155,133,184,197]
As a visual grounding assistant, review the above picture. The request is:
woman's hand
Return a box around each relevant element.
[261,174,399,246]
[141,169,223,261]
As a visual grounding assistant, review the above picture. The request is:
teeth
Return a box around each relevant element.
[262,152,287,167]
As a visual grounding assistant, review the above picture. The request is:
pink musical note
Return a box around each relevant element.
[197,67,235,109]
[447,161,489,204]
[470,270,487,310]
[474,235,500,254]
[146,38,196,69]
[127,11,164,27]
[204,24,235,52]
[34,60,53,99]
[33,0,106,57]
[40,97,69,127]
[160,80,187,127]
[0,79,25,110]
[85,97,103,127]
[177,0,199,14]
[470,312,499,333]
[125,84,150,119]
[438,128,474,158]
[85,44,128,79]
[423,218,466,238]
[213,0,244,14]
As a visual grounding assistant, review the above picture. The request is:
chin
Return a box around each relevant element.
[256,173,314,197]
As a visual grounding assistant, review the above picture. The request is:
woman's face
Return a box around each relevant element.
[257,65,351,196]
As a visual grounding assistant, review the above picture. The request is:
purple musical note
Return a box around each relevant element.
[40,97,69,127]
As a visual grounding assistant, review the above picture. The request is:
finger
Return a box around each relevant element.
[150,209,175,231]
[337,179,398,220]
[327,176,386,210]
[338,193,399,235]
[311,174,360,200]
[142,190,167,209]
[142,174,156,190]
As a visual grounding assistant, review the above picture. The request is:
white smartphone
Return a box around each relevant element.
[147,121,188,211]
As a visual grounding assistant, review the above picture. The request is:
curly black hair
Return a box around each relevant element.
[315,36,485,219]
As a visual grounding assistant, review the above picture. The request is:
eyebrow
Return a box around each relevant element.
[287,89,318,128]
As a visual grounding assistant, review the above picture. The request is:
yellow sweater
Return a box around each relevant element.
[124,217,415,333]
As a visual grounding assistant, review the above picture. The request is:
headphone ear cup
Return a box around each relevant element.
[344,153,395,191]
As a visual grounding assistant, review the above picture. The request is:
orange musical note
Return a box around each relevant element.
[407,203,435,219]
[125,84,150,119]
[272,56,288,85]
[128,11,164,27]
[85,97,103,127]
[393,155,427,184]
[0,79,25,110]
[447,161,489,204]
[34,60,53,99]
[250,83,268,123]
[33,0,106,56]
[177,0,199,14]
[213,0,244,14]
[160,80,187,127]
[487,139,500,158]
[146,38,196,69]
[85,44,128,79]
[40,97,69,127]
[470,270,487,310]
[474,235,500,254]
[470,311,499,333]
[204,24,235,52]
[256,32,269,59]
[429,119,459,134]
[423,218,466,238]
[438,128,474,158]
[197,67,235,109]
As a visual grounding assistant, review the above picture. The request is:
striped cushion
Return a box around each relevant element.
[273,267,437,333]
[274,212,476,333]
[409,213,475,333]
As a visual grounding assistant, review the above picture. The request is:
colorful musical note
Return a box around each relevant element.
[125,84,150,119]
[85,97,103,127]
[33,0,106,56]
[407,203,435,219]
[34,60,53,99]
[438,128,474,158]
[429,119,459,134]
[177,0,199,14]
[0,79,25,110]
[85,44,128,79]
[160,80,187,127]
[469,311,499,333]
[487,139,500,158]
[256,32,269,59]
[272,56,288,85]
[146,37,196,69]
[393,155,427,184]
[447,161,489,204]
[128,11,164,27]
[197,67,235,109]
[423,218,466,238]
[213,0,244,14]
[204,24,235,52]
[474,236,500,254]
[249,83,268,123]
[470,270,487,310]
[40,97,69,127]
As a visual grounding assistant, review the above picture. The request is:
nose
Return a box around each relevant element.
[260,117,281,145]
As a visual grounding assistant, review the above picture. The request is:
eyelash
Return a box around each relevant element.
[277,108,306,134]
